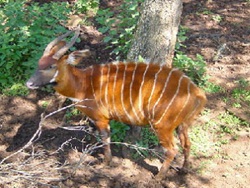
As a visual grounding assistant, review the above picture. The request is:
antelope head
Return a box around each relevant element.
[26,28,90,89]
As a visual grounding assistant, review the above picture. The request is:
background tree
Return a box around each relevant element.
[127,0,183,67]
[123,0,183,156]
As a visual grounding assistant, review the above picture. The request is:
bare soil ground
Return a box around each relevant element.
[0,0,250,187]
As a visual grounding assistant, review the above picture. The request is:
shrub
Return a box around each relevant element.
[73,0,99,14]
[173,53,207,86]
[0,1,70,90]
[96,0,143,59]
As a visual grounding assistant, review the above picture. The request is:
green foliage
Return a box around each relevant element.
[110,121,158,158]
[133,127,159,158]
[110,120,130,143]
[175,26,189,50]
[219,112,249,131]
[232,80,250,103]
[0,0,9,5]
[203,82,223,93]
[190,110,249,158]
[40,100,49,108]
[174,26,208,87]
[65,108,81,122]
[73,0,99,14]
[196,8,213,15]
[176,25,224,94]
[190,123,216,157]
[225,78,250,108]
[212,14,223,23]
[0,0,70,90]
[2,83,29,96]
[96,0,143,59]
[173,53,207,86]
[109,118,159,159]
[141,127,158,148]
[232,88,250,102]
[237,78,250,88]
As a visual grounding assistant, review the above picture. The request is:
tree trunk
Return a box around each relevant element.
[123,0,183,158]
[127,0,183,67]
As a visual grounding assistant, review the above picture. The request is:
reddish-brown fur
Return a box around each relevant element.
[26,31,207,179]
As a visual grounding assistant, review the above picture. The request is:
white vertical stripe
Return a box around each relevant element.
[90,65,106,111]
[90,66,98,106]
[155,75,184,125]
[105,64,110,110]
[138,64,150,119]
[129,63,141,123]
[147,66,163,119]
[112,64,122,121]
[49,70,59,83]
[182,80,200,121]
[121,63,134,124]
[173,78,191,123]
[99,64,106,108]
[186,99,201,121]
[152,68,177,119]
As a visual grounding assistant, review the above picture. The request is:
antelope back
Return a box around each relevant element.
[79,62,206,127]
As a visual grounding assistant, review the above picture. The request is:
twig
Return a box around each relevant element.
[0,99,87,164]
[213,43,227,62]
[0,113,44,165]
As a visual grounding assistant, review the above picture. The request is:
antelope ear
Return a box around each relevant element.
[67,50,91,65]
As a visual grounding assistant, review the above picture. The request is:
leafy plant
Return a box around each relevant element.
[174,25,209,87]
[229,78,250,108]
[40,100,50,108]
[141,127,158,148]
[237,78,249,88]
[132,127,159,158]
[190,121,217,157]
[110,120,130,143]
[173,53,207,86]
[73,0,99,14]
[212,14,223,23]
[218,112,249,133]
[0,0,8,6]
[197,8,213,15]
[232,87,250,101]
[96,0,143,59]
[0,0,70,90]
[176,26,189,50]
[2,83,29,96]
[65,107,81,122]
[203,82,223,93]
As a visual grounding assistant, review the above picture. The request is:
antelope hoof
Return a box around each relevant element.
[177,164,189,174]
[180,166,189,174]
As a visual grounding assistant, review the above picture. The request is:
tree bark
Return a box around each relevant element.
[127,0,183,67]
[123,0,183,158]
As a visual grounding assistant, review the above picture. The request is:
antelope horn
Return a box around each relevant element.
[43,30,74,56]
[53,26,80,60]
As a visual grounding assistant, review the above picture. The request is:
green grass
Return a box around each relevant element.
[110,120,130,143]
[2,83,29,96]
[190,109,249,159]
[65,108,81,122]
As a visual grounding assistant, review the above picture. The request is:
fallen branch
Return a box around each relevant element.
[0,113,44,165]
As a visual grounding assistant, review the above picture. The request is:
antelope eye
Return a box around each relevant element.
[48,64,56,69]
